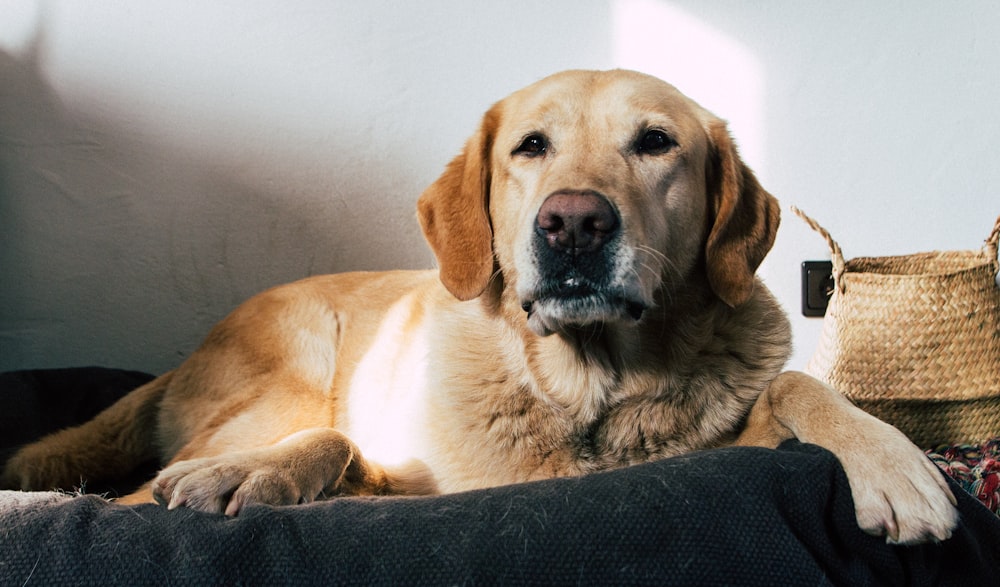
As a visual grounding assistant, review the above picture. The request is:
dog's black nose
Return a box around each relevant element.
[536,191,619,254]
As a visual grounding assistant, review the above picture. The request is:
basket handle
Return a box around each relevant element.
[985,214,1000,261]
[791,206,846,293]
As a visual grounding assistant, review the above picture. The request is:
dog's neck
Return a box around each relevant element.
[484,275,790,427]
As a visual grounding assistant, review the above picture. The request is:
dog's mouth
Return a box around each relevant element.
[520,277,647,337]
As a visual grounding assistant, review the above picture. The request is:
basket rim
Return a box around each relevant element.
[791,207,1000,293]
[843,251,998,279]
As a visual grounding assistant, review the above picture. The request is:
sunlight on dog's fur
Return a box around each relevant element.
[2,69,957,544]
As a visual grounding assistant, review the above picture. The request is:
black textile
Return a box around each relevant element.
[1,368,999,586]
[0,367,157,495]
[0,367,154,460]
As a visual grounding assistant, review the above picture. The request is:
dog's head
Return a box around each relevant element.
[418,69,779,336]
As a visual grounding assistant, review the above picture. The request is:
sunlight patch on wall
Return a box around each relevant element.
[612,0,767,172]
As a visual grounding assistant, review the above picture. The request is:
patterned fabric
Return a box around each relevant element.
[928,437,1000,516]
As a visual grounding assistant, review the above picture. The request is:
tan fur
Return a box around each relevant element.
[2,70,957,544]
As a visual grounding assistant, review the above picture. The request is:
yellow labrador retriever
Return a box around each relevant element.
[2,69,957,544]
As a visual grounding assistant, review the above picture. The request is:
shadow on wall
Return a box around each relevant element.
[0,42,432,374]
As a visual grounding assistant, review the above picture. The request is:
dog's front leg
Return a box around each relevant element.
[734,371,958,544]
[151,428,434,515]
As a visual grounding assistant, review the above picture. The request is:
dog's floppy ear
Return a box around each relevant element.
[704,120,780,307]
[417,107,498,301]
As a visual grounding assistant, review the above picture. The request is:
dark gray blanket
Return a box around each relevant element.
[1,368,999,586]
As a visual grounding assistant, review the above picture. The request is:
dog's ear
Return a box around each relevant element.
[417,107,498,301]
[704,120,780,307]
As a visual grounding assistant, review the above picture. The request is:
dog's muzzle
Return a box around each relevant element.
[521,191,647,335]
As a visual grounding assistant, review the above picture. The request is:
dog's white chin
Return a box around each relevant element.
[524,296,645,337]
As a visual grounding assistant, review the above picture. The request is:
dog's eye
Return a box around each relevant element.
[636,129,676,155]
[514,134,548,157]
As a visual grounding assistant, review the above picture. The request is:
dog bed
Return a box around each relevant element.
[1,367,998,585]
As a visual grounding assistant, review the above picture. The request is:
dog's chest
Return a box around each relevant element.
[432,361,740,489]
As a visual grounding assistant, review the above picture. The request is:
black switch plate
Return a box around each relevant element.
[801,261,834,317]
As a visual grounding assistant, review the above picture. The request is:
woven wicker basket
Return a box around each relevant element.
[795,208,1000,448]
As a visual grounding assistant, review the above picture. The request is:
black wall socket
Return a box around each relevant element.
[801,261,834,317]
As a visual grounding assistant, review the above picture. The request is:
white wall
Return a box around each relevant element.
[1,0,997,374]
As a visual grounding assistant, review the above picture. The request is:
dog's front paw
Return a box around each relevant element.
[152,456,322,516]
[836,416,959,544]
